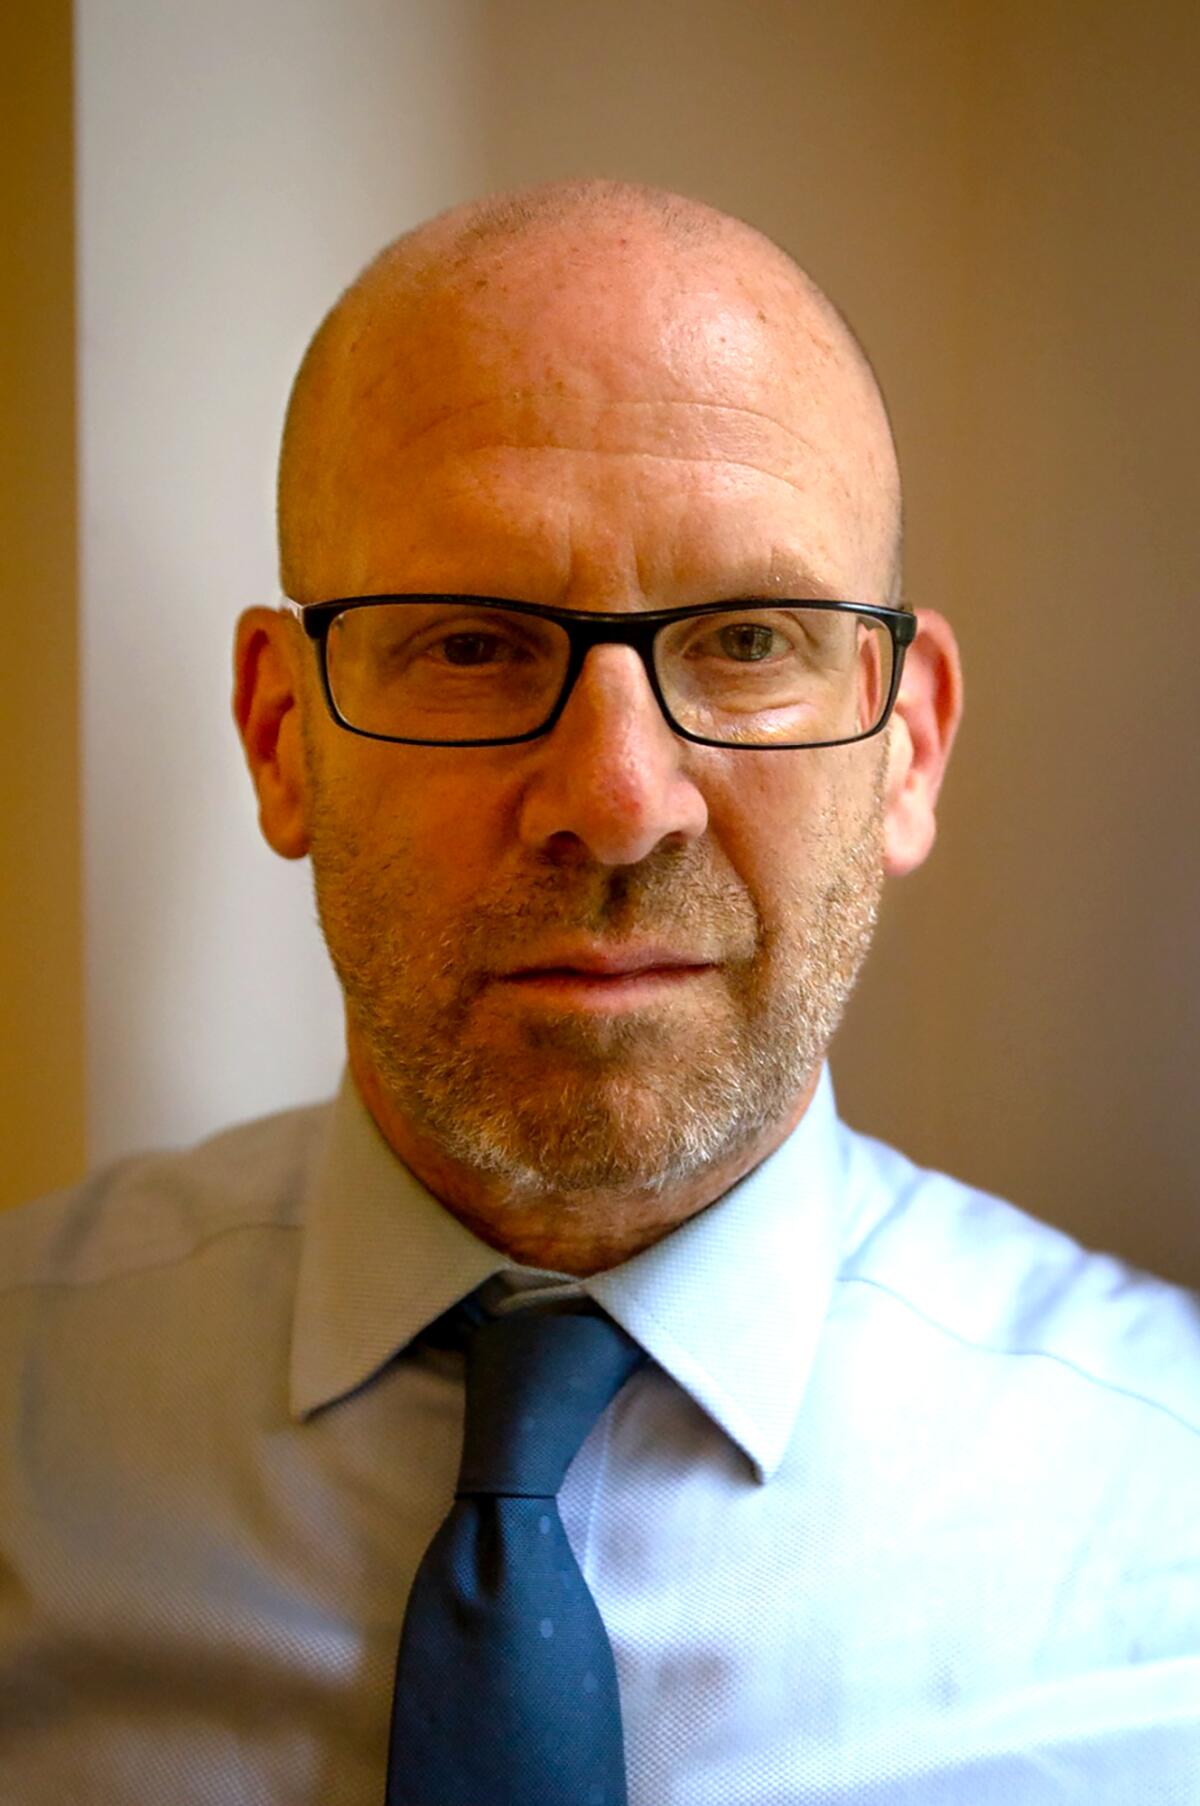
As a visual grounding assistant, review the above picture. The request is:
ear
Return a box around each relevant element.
[233,607,312,859]
[881,608,963,877]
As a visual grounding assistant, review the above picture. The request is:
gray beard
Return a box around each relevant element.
[309,767,885,1207]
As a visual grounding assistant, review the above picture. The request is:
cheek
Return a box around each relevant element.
[703,744,881,929]
[345,749,519,898]
[700,749,831,904]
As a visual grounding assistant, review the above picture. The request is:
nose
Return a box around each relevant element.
[516,644,709,866]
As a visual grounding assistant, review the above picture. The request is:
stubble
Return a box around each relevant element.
[305,744,886,1206]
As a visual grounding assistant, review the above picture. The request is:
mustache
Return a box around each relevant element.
[426,847,763,975]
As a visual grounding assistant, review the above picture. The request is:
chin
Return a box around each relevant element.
[407,1049,798,1203]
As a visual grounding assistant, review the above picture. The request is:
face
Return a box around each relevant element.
[277,231,904,1212]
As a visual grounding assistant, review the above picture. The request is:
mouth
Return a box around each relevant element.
[495,947,717,1010]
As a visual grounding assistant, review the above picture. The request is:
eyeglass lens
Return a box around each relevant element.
[323,601,895,746]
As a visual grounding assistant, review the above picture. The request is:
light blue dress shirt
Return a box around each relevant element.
[1,1067,1198,1803]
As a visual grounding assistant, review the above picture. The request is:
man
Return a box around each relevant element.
[2,180,1197,1803]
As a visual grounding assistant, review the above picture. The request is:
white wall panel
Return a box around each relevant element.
[78,0,484,1160]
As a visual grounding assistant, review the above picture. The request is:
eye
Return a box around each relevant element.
[678,615,797,665]
[436,631,517,666]
[713,622,781,662]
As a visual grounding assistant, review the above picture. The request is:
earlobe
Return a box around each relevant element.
[882,608,963,878]
[233,608,312,860]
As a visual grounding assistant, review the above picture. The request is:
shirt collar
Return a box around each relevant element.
[290,1066,845,1484]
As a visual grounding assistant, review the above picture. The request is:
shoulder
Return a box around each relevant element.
[0,1100,333,1297]
[833,1117,1200,1439]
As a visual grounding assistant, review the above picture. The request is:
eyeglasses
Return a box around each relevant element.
[283,594,916,750]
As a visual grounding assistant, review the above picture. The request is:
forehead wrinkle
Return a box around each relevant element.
[346,385,822,463]
[374,394,826,461]
[426,442,835,508]
[423,455,852,606]
[347,434,865,578]
[393,407,874,566]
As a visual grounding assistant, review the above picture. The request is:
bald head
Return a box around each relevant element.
[242,180,962,1255]
[278,178,903,606]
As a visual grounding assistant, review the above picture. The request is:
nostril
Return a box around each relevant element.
[539,831,592,867]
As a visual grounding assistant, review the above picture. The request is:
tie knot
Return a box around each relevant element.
[456,1307,645,1498]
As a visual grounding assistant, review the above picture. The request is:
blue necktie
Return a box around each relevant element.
[385,1302,646,1806]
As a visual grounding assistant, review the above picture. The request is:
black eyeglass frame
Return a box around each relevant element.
[283,593,918,751]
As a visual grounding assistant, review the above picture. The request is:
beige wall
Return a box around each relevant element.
[9,2,1199,1282]
[0,1,85,1207]
[898,0,1200,1283]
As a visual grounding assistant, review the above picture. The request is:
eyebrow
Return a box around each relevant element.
[752,551,844,600]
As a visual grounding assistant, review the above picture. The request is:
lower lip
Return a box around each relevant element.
[496,966,713,1011]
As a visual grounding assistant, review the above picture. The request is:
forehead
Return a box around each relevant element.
[343,236,870,453]
[291,235,897,604]
[333,395,872,603]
